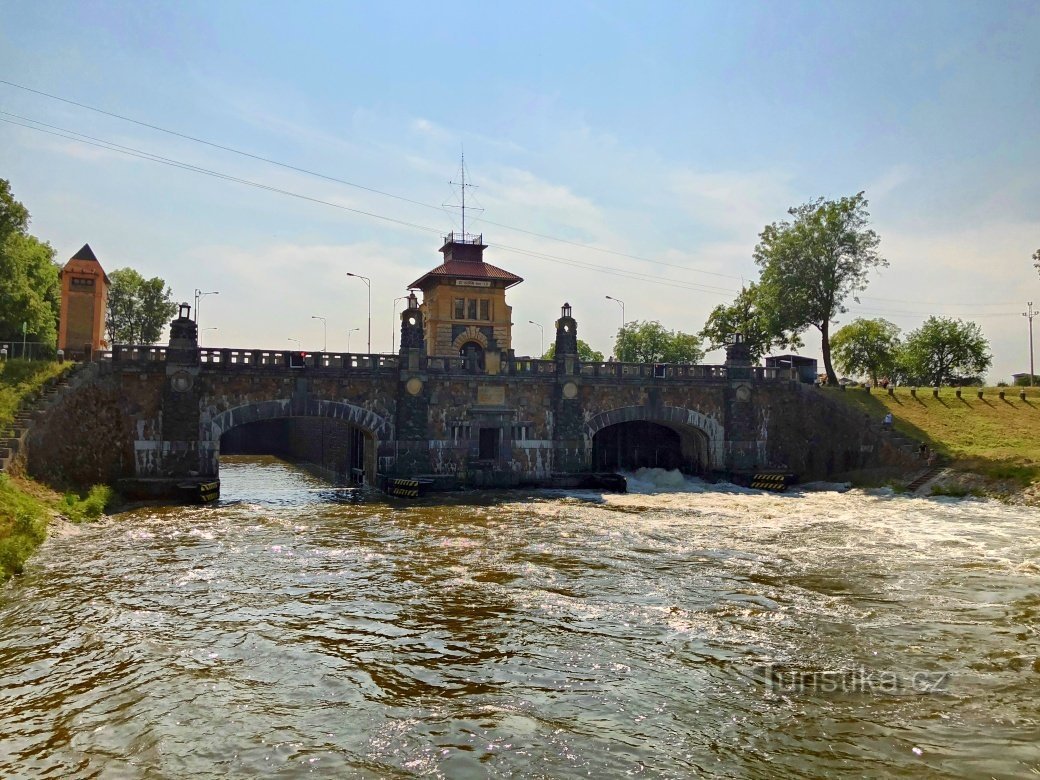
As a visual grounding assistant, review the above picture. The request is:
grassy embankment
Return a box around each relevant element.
[823,384,1040,487]
[0,360,112,580]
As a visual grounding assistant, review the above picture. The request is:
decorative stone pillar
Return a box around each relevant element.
[553,303,585,472]
[396,291,430,475]
[162,303,208,477]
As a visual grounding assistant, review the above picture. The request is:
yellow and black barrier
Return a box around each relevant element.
[748,473,795,492]
[384,476,428,501]
[198,481,220,503]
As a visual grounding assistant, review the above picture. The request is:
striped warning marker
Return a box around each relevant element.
[750,473,792,492]
[387,478,420,498]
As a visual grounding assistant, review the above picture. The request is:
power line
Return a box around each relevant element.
[0,80,1025,310]
[0,113,741,297]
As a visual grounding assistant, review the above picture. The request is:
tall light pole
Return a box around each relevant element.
[392,295,408,353]
[346,273,371,354]
[605,295,625,331]
[200,327,217,346]
[194,289,219,327]
[528,320,544,357]
[1025,301,1036,387]
[311,315,327,352]
[287,337,301,350]
[347,327,360,353]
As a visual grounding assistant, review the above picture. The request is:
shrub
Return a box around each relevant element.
[61,485,114,523]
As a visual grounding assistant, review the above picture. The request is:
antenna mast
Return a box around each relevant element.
[445,150,483,238]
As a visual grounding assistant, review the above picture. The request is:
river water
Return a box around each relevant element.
[1,456,1038,779]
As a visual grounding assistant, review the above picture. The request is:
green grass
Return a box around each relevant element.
[61,485,114,523]
[824,385,1040,485]
[0,359,88,581]
[0,473,49,579]
[0,359,71,430]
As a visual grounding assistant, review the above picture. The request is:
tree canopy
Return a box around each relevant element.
[829,318,901,386]
[897,316,991,386]
[541,339,604,362]
[754,192,886,384]
[1033,248,1039,279]
[614,320,704,364]
[105,268,178,345]
[0,179,60,349]
[699,284,801,363]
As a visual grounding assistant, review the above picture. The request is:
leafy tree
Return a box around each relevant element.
[541,339,604,361]
[897,316,991,386]
[754,192,887,385]
[614,320,704,363]
[699,283,802,362]
[106,268,178,345]
[1033,248,1039,279]
[0,179,60,349]
[829,318,901,386]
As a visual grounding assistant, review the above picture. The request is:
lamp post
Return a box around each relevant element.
[346,272,371,353]
[287,337,301,349]
[200,327,217,346]
[347,327,359,353]
[1025,301,1036,387]
[311,315,327,352]
[605,295,625,331]
[392,296,408,353]
[528,320,544,357]
[194,289,219,327]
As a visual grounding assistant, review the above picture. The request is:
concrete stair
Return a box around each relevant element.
[906,466,944,493]
[0,364,84,474]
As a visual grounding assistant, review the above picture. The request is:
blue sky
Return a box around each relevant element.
[2,1,1038,379]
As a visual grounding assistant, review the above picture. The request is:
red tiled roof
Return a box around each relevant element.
[410,261,523,289]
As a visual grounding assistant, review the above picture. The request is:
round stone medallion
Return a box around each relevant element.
[405,377,424,396]
[562,381,578,399]
[735,384,752,402]
[170,370,193,392]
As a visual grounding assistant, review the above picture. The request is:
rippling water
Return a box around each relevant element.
[1,456,1038,778]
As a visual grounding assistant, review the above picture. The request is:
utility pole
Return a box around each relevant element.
[1025,301,1036,387]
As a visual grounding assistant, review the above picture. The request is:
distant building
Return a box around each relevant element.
[409,232,523,369]
[765,354,818,384]
[58,243,110,358]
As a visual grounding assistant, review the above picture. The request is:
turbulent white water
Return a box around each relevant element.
[1,456,1037,778]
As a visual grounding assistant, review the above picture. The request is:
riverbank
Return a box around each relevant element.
[824,384,1040,503]
[0,360,112,580]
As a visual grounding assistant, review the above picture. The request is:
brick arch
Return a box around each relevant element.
[583,405,724,470]
[204,398,394,444]
[452,327,488,351]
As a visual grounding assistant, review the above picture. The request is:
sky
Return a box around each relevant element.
[1,0,1038,380]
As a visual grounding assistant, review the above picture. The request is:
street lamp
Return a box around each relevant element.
[1025,301,1036,387]
[392,295,408,353]
[346,272,371,353]
[605,295,625,331]
[287,337,301,348]
[200,327,217,347]
[311,315,327,352]
[194,289,219,327]
[347,327,360,353]
[528,320,544,357]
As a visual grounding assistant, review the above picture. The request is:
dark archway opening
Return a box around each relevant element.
[459,341,485,370]
[220,417,372,484]
[592,421,707,474]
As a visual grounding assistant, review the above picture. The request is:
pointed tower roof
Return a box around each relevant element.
[71,243,98,262]
[63,243,109,283]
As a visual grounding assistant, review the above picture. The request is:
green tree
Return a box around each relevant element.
[106,268,178,345]
[699,284,801,362]
[897,316,991,386]
[0,180,60,349]
[614,320,704,364]
[1033,248,1039,279]
[754,192,887,385]
[541,339,604,361]
[829,318,901,386]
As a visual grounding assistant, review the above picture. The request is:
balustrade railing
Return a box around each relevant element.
[102,345,788,382]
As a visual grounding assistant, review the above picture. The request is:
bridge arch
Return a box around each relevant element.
[202,399,394,483]
[584,405,724,473]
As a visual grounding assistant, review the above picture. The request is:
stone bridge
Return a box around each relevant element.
[26,311,906,499]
